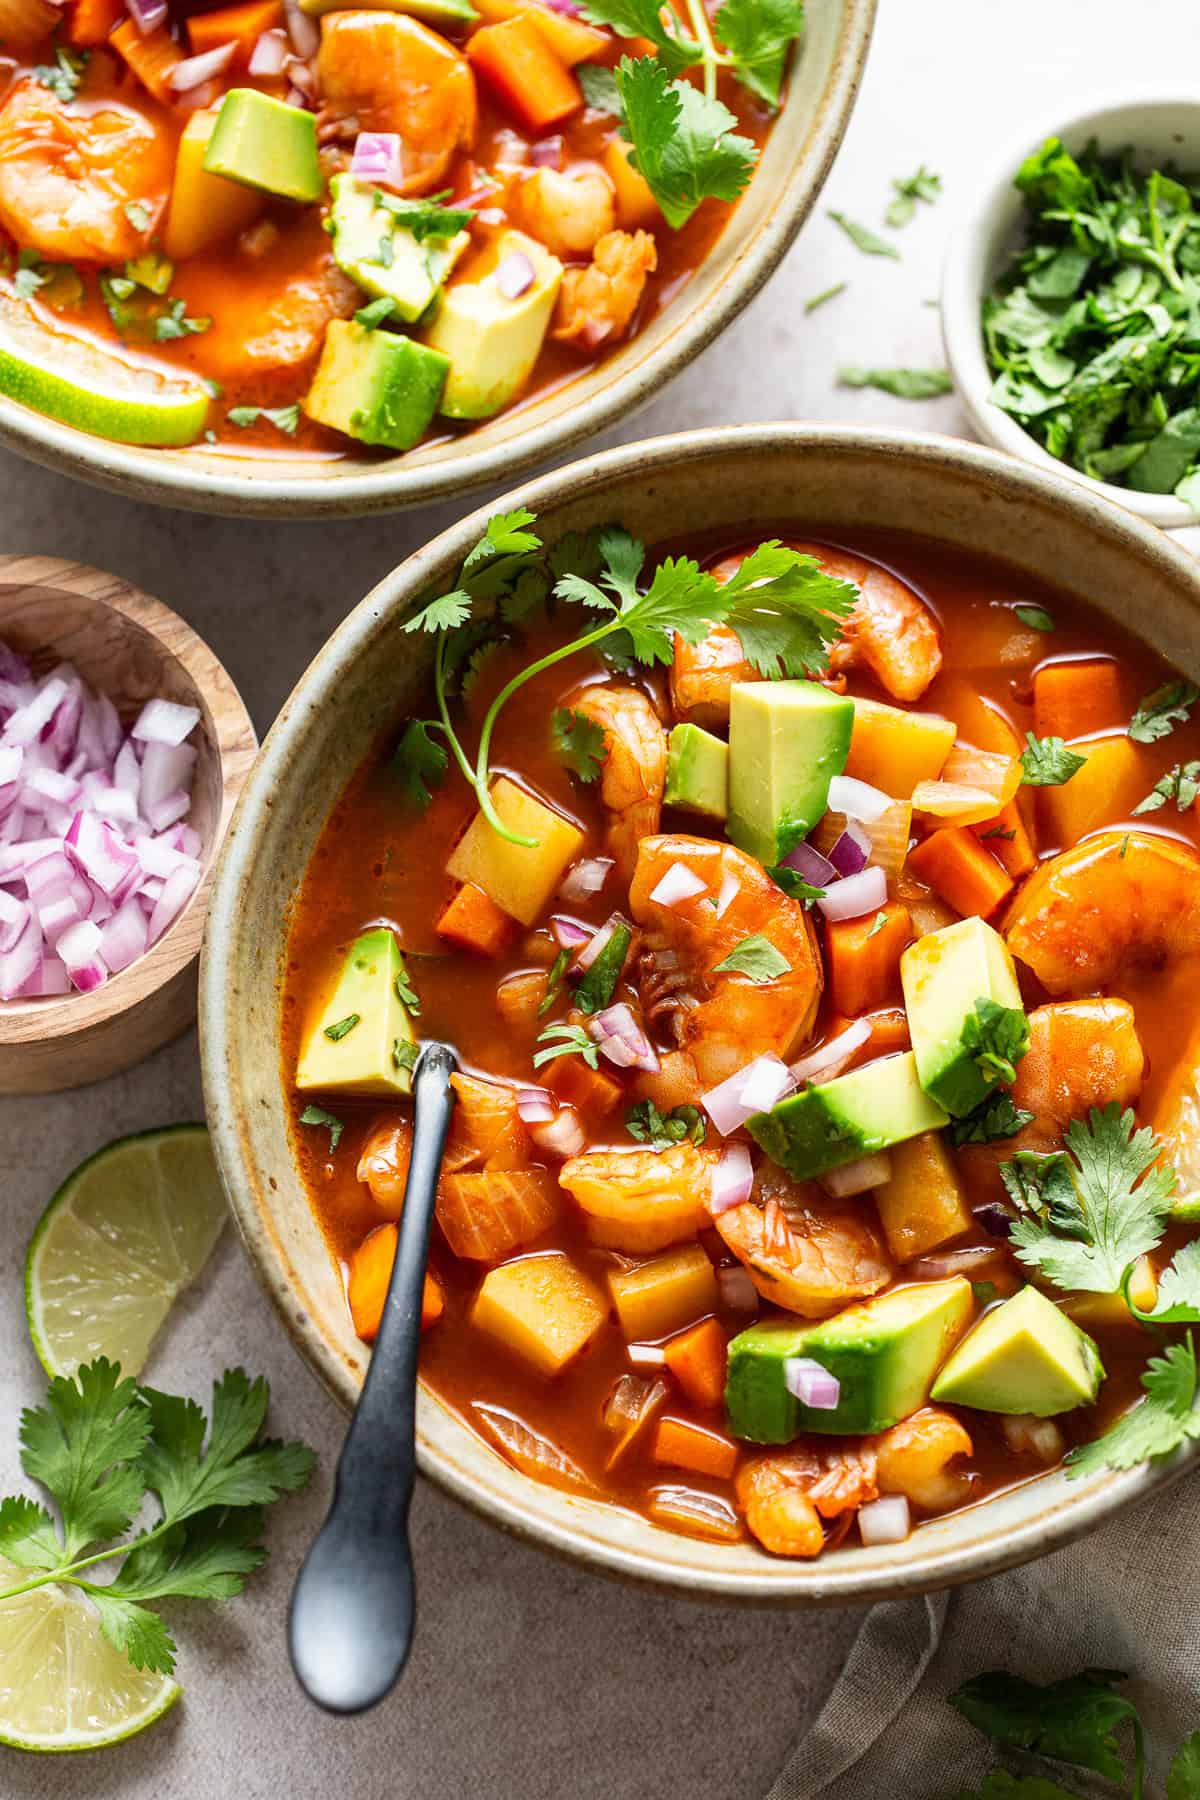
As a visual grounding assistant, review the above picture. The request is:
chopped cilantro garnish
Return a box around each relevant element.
[227,405,301,435]
[537,948,571,1017]
[575,923,633,1015]
[949,1094,1035,1146]
[712,933,791,981]
[838,366,953,398]
[1020,731,1087,786]
[1132,759,1200,814]
[1068,1334,1200,1480]
[884,165,941,228]
[980,824,1016,841]
[804,280,846,313]
[766,863,826,902]
[323,1014,360,1042]
[124,200,152,234]
[299,1104,344,1151]
[374,191,474,240]
[532,1021,599,1070]
[393,1038,418,1071]
[154,298,210,342]
[1128,679,1200,743]
[828,210,900,259]
[552,706,607,783]
[34,46,88,102]
[866,910,888,938]
[395,965,420,1013]
[626,1099,707,1150]
[961,996,1030,1089]
[125,253,173,296]
[1014,603,1055,632]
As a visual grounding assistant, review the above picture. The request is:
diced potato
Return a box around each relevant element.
[603,138,660,230]
[471,1252,607,1374]
[1040,734,1148,848]
[165,109,264,261]
[873,1132,971,1261]
[1063,1254,1157,1330]
[608,1244,718,1341]
[844,697,956,799]
[446,775,584,925]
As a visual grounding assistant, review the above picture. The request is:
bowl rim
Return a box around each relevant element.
[201,422,1200,1601]
[0,555,256,1046]
[0,0,876,521]
[941,93,1200,531]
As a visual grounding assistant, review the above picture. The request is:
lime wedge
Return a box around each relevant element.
[25,1125,227,1380]
[0,1557,180,1753]
[0,294,210,447]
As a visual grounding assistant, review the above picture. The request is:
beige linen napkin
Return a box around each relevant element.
[769,1469,1200,1798]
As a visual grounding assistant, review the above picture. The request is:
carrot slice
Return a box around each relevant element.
[663,1317,727,1410]
[653,1416,739,1480]
[971,800,1036,879]
[66,0,124,47]
[907,827,1013,919]
[546,1053,624,1116]
[1033,659,1122,741]
[347,1224,442,1342]
[467,16,582,133]
[436,881,514,957]
[111,19,184,101]
[188,0,282,61]
[825,901,913,1017]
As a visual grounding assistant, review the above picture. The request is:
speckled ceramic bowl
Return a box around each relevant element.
[201,425,1200,1601]
[0,0,874,521]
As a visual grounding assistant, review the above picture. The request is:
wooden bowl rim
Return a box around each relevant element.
[0,556,256,1045]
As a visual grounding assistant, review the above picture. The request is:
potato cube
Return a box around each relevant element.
[608,1244,718,1341]
[1040,734,1148,849]
[844,697,956,798]
[873,1132,971,1261]
[447,776,584,925]
[471,1252,607,1375]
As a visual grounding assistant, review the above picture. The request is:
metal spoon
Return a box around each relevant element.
[288,1040,458,1715]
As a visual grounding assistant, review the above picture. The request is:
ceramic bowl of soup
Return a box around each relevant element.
[0,0,873,519]
[201,424,1200,1601]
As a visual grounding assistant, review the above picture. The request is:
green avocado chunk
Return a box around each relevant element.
[901,917,1027,1117]
[748,1050,949,1181]
[726,1278,976,1441]
[423,230,563,420]
[664,723,728,818]
[726,680,854,865]
[328,175,471,324]
[303,321,449,450]
[295,927,417,1097]
[931,1285,1104,1417]
[203,90,322,204]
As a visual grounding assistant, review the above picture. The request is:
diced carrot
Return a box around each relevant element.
[862,1006,912,1059]
[663,1317,727,1410]
[1033,659,1122,741]
[907,827,1014,919]
[652,1416,739,1481]
[347,1224,442,1342]
[471,0,608,60]
[604,137,660,230]
[546,1053,624,1116]
[436,882,514,957]
[111,19,184,101]
[66,0,124,46]
[825,901,913,1017]
[467,17,582,133]
[971,800,1036,879]
[188,0,282,62]
[495,968,547,1035]
[844,696,956,798]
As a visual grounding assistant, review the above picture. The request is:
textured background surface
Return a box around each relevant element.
[0,3,1188,1794]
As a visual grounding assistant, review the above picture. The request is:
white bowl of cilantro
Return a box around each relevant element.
[942,99,1200,529]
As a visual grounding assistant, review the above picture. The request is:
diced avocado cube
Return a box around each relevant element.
[901,917,1026,1117]
[328,175,470,324]
[664,723,728,819]
[726,1278,975,1441]
[303,321,449,451]
[931,1285,1104,1417]
[300,0,476,19]
[296,927,417,1097]
[727,680,854,865]
[748,1050,949,1181]
[423,229,562,420]
[203,90,322,204]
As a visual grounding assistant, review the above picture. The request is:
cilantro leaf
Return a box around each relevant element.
[712,0,804,106]
[766,863,826,902]
[19,1360,149,1557]
[1020,732,1088,786]
[88,1590,177,1675]
[804,281,846,313]
[392,719,447,809]
[626,1100,707,1150]
[462,507,542,574]
[403,589,472,634]
[552,706,607,783]
[533,1021,599,1069]
[124,200,151,233]
[227,404,300,435]
[1169,1730,1200,1800]
[578,62,622,115]
[34,46,88,102]
[1007,1103,1176,1293]
[950,1668,1143,1788]
[720,542,858,677]
[612,554,722,665]
[323,1013,359,1042]
[395,963,420,1013]
[139,1371,315,1527]
[616,57,756,231]
[838,365,953,397]
[13,260,47,302]
[1014,603,1055,631]
[538,947,571,1017]
[0,1493,65,1572]
[1126,1237,1200,1323]
[712,932,791,981]
[1132,759,1200,814]
[153,298,210,342]
[393,1037,418,1071]
[575,922,633,1015]
[1129,679,1200,743]
[578,0,701,72]
[1068,1336,1200,1477]
[299,1103,344,1152]
[950,1093,1035,1146]
[960,996,1030,1088]
[828,210,900,258]
[885,164,941,228]
[374,191,474,240]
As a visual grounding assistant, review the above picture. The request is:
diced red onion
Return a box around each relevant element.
[649,861,707,909]
[702,1054,794,1135]
[57,919,107,993]
[708,1144,754,1216]
[0,917,39,998]
[908,1245,1005,1282]
[528,1105,586,1159]
[572,912,627,974]
[168,41,237,91]
[99,898,149,975]
[549,914,590,949]
[67,813,139,899]
[817,865,887,922]
[124,0,167,33]
[30,956,69,997]
[283,0,319,56]
[558,857,612,903]
[858,1496,911,1546]
[820,1151,892,1198]
[0,888,26,951]
[350,132,405,191]
[627,1343,667,1370]
[0,745,21,786]
[588,1001,659,1073]
[529,135,564,168]
[714,869,739,919]
[784,1356,840,1409]
[827,775,892,823]
[782,840,838,887]
[2,677,67,747]
[517,1085,557,1125]
[25,767,80,810]
[248,25,289,74]
[144,788,191,833]
[542,0,582,14]
[828,824,871,877]
[147,863,199,944]
[975,1201,1014,1239]
[139,742,196,815]
[131,697,202,746]
[496,251,536,300]
[717,1265,758,1311]
[790,1017,872,1086]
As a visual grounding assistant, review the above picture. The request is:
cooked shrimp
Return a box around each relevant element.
[714,1167,893,1317]
[1005,829,1200,995]
[358,1115,413,1217]
[358,1072,529,1218]
[875,1407,974,1513]
[670,622,758,729]
[737,1446,878,1557]
[630,835,822,1086]
[629,1048,704,1112]
[559,1140,717,1252]
[513,166,615,259]
[316,13,477,195]
[551,228,656,350]
[567,683,665,883]
[0,72,173,264]
[799,542,942,703]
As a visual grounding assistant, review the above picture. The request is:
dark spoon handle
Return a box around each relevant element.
[288,1041,458,1715]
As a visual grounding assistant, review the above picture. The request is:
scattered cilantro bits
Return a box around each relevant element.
[626,1100,707,1150]
[712,933,791,981]
[1014,602,1055,632]
[227,404,301,435]
[552,706,607,783]
[961,996,1030,1089]
[1068,1334,1200,1478]
[804,280,847,313]
[838,366,953,398]
[1132,759,1200,814]
[828,210,900,259]
[533,1021,599,1070]
[885,165,941,228]
[949,1093,1034,1147]
[1020,731,1087,786]
[299,1103,344,1152]
[1128,678,1200,742]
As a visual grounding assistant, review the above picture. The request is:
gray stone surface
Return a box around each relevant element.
[0,2,1188,1794]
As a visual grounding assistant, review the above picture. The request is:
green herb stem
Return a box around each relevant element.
[680,0,724,98]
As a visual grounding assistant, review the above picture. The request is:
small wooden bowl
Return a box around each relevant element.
[0,557,256,1094]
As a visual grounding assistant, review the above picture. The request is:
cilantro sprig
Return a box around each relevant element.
[532,1021,599,1069]
[1132,759,1200,814]
[1128,679,1199,743]
[626,1099,707,1149]
[580,0,803,107]
[885,165,941,228]
[0,1361,314,1676]
[951,1669,1147,1798]
[950,1093,1035,1146]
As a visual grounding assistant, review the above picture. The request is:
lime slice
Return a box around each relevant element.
[25,1125,227,1380]
[0,1556,180,1753]
[0,294,210,447]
